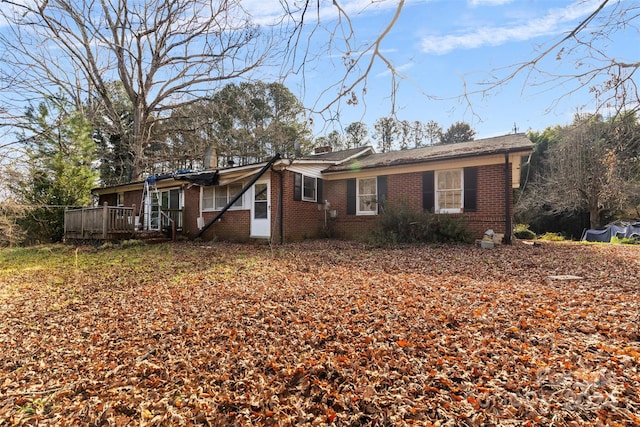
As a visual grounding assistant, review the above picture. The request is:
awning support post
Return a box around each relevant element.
[194,153,281,239]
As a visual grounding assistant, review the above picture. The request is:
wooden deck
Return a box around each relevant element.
[64,203,137,240]
[64,203,184,242]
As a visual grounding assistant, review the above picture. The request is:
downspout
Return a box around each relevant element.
[275,169,284,245]
[194,153,281,239]
[504,151,512,244]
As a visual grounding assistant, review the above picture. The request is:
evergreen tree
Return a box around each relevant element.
[11,97,97,243]
[440,121,475,144]
[424,120,442,146]
[345,122,369,148]
[398,120,411,150]
[373,117,399,153]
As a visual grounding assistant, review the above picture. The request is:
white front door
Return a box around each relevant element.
[250,180,270,238]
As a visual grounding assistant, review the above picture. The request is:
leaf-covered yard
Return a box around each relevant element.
[1,241,639,426]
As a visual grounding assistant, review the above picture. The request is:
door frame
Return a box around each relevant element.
[250,179,271,239]
[144,187,183,231]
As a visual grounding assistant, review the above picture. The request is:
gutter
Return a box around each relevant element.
[321,147,533,176]
[504,151,512,244]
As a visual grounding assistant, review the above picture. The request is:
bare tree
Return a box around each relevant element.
[523,114,637,229]
[284,0,407,123]
[0,197,26,247]
[0,0,268,180]
[477,1,640,118]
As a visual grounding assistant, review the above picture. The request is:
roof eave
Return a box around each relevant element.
[322,145,533,174]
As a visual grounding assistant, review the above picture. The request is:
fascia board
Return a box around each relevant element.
[321,150,531,181]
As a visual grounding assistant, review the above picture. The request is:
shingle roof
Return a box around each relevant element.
[323,133,533,173]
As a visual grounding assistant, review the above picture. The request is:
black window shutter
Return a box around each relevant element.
[464,167,478,212]
[377,175,387,213]
[316,178,323,203]
[422,171,435,212]
[346,178,356,215]
[293,172,302,201]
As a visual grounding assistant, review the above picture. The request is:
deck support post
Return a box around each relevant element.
[102,202,108,239]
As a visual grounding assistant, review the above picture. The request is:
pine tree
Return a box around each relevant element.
[12,97,97,242]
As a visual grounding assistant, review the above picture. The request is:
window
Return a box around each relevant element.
[436,169,462,213]
[357,177,377,215]
[302,175,317,202]
[202,182,244,211]
[347,176,386,215]
[294,173,320,203]
[202,187,214,211]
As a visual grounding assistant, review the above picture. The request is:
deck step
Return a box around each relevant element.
[136,231,172,243]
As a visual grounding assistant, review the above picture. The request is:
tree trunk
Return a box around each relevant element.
[589,202,600,230]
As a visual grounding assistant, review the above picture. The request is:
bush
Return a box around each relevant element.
[611,236,640,245]
[372,202,473,244]
[539,232,565,241]
[513,224,536,240]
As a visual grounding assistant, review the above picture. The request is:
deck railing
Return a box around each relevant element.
[161,209,183,230]
[64,203,136,240]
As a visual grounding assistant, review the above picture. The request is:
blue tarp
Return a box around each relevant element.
[582,221,640,242]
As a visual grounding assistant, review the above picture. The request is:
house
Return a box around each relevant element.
[68,133,533,243]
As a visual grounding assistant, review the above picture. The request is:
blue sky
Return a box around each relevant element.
[0,0,629,143]
[260,0,628,139]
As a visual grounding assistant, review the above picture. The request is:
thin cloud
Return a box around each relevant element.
[245,0,420,27]
[468,0,513,6]
[421,0,605,55]
[376,61,414,78]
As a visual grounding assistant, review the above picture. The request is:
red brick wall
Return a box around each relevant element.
[465,163,511,236]
[324,163,513,240]
[200,210,251,242]
[322,179,376,239]
[181,185,251,242]
[192,171,326,243]
[277,171,326,242]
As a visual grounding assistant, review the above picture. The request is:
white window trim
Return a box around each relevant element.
[201,187,214,212]
[356,177,378,216]
[302,175,317,202]
[435,169,463,214]
[155,188,184,209]
[201,183,245,212]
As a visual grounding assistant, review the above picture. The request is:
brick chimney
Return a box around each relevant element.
[314,146,333,154]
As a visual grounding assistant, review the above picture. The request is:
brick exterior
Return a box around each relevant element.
[95,162,515,243]
[324,163,513,240]
[276,171,326,242]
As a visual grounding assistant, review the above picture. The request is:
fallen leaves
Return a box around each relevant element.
[0,240,639,425]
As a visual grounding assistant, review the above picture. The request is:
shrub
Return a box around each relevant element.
[539,232,565,241]
[513,224,536,240]
[611,236,640,245]
[372,202,473,244]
